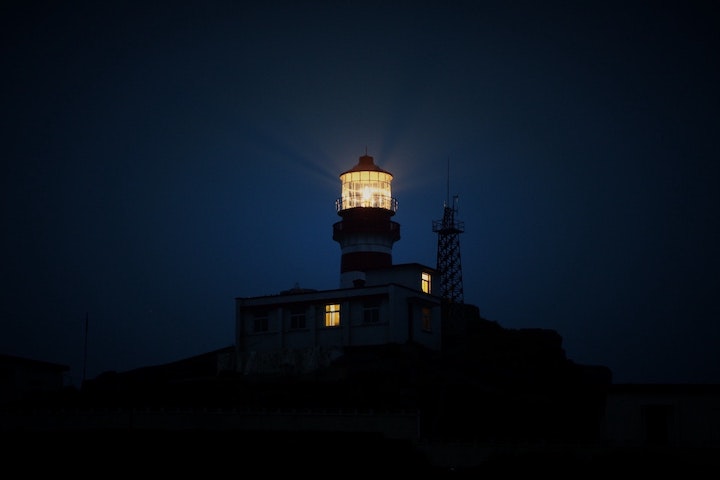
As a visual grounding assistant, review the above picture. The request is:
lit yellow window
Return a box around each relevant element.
[421,272,431,294]
[325,303,341,327]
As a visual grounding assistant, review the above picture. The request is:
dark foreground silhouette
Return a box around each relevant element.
[5,429,718,476]
[3,310,718,474]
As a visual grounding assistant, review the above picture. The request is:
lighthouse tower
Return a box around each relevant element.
[332,154,400,288]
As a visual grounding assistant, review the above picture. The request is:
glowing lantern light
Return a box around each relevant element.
[336,154,397,213]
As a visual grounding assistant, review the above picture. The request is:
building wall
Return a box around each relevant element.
[603,385,720,448]
[0,354,70,405]
[364,263,436,295]
[235,267,441,376]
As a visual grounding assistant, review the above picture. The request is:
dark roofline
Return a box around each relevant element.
[608,383,720,394]
[0,353,70,372]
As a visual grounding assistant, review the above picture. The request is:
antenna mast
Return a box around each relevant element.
[432,160,465,305]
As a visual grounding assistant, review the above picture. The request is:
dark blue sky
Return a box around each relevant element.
[2,0,718,386]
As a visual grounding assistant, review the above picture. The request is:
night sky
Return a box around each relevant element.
[2,1,718,386]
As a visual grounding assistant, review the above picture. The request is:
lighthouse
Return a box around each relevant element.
[235,152,442,371]
[332,154,401,288]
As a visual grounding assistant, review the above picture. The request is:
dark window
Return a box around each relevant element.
[363,301,380,324]
[421,306,432,332]
[290,306,306,329]
[253,311,269,332]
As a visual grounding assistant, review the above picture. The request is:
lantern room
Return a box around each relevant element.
[336,155,398,213]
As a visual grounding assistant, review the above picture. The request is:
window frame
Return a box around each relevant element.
[421,306,432,332]
[253,310,269,333]
[421,272,432,294]
[324,303,341,327]
[362,301,381,324]
[289,306,307,330]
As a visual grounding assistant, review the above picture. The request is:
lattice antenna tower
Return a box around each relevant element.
[432,159,465,304]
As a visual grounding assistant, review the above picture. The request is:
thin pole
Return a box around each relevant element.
[446,157,450,206]
[82,312,88,385]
